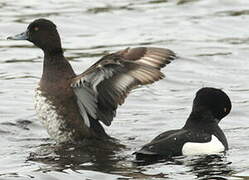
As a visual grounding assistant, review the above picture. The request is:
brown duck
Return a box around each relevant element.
[7,19,176,143]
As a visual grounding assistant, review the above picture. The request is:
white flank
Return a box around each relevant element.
[34,89,74,143]
[182,135,225,156]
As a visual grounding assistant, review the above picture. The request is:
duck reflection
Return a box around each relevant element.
[28,142,233,179]
[183,154,233,179]
[134,154,233,179]
[27,139,126,173]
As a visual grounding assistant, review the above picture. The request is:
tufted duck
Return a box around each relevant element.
[7,19,176,143]
[134,87,232,160]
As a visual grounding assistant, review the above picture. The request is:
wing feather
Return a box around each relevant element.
[71,47,176,127]
[116,47,176,69]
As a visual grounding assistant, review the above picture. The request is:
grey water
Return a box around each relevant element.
[0,0,249,179]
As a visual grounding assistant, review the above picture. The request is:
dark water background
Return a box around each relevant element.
[1,0,249,179]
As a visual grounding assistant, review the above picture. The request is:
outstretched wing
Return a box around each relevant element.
[115,47,175,69]
[71,47,176,127]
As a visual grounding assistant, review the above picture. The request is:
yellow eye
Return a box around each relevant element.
[34,27,39,31]
[224,107,227,112]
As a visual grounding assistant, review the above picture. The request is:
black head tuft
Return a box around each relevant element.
[192,87,231,120]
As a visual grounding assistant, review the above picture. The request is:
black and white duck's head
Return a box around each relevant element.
[192,87,232,121]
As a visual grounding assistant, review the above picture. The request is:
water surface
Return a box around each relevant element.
[1,0,249,179]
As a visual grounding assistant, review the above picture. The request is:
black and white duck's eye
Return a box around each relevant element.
[34,27,39,31]
[224,107,227,112]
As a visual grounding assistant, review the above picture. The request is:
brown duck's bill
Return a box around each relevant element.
[7,30,28,40]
